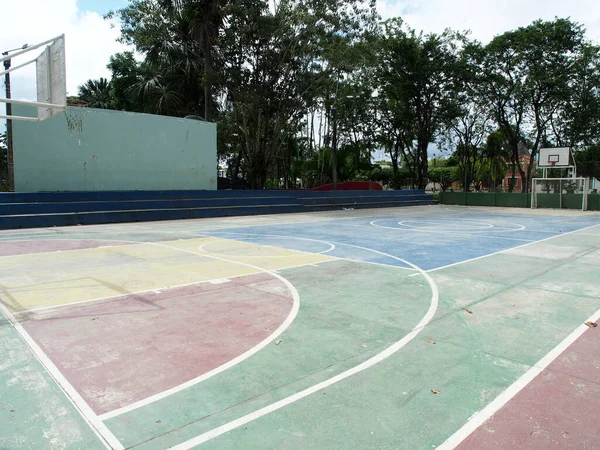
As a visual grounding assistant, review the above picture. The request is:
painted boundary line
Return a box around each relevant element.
[370,220,533,242]
[201,231,415,271]
[0,302,124,450]
[197,237,335,256]
[167,242,439,450]
[14,259,335,316]
[437,305,600,449]
[0,238,135,251]
[426,223,600,273]
[99,242,302,421]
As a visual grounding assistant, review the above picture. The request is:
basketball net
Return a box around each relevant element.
[64,100,88,146]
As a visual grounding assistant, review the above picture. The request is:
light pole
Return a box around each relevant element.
[2,43,28,192]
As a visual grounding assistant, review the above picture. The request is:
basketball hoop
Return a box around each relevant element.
[549,161,556,167]
[64,98,88,145]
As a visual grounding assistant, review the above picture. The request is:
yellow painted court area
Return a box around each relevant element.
[0,237,334,312]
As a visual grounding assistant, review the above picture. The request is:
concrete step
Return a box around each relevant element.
[0,189,427,203]
[0,204,306,230]
[0,197,300,215]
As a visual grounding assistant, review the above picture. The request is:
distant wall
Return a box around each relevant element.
[13,106,216,192]
[440,191,600,211]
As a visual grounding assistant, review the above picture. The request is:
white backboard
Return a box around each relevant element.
[0,35,66,122]
[36,36,66,121]
[538,147,571,167]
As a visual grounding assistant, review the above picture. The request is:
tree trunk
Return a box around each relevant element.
[203,32,212,122]
[390,141,399,175]
[231,152,242,189]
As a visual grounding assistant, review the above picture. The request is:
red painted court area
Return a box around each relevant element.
[459,326,600,450]
[21,272,293,415]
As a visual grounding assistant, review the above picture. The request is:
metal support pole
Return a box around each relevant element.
[3,54,14,192]
[331,106,338,191]
[559,179,562,209]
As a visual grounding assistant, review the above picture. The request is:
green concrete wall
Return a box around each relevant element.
[440,191,600,211]
[13,106,217,192]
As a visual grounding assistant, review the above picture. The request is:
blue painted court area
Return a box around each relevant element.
[201,209,600,271]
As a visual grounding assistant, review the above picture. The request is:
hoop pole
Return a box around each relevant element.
[0,35,64,64]
[559,179,562,209]
[0,98,66,109]
[0,56,37,78]
[0,114,39,122]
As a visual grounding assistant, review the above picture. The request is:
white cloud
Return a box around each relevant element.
[377,0,600,44]
[2,0,130,106]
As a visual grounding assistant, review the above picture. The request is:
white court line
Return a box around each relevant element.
[167,242,439,450]
[370,221,532,242]
[0,238,135,258]
[399,219,496,230]
[437,305,600,450]
[426,223,600,274]
[197,238,335,257]
[201,231,416,271]
[14,259,336,316]
[99,242,302,421]
[0,302,124,450]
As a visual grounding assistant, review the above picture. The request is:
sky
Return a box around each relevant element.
[2,0,600,123]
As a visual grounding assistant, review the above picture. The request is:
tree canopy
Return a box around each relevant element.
[81,4,600,191]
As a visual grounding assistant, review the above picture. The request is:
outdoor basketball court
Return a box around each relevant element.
[1,204,599,449]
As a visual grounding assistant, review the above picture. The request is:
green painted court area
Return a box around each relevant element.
[1,205,600,449]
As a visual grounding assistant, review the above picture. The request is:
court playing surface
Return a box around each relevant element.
[1,205,600,450]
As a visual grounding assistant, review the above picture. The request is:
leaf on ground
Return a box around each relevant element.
[585,322,598,328]
[570,380,575,386]
[275,340,282,345]
[465,309,473,314]
[428,338,436,345]
[431,389,440,394]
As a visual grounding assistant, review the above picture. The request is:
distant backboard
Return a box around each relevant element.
[0,35,66,122]
[538,147,571,167]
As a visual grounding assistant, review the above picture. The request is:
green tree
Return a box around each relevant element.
[481,18,593,192]
[428,166,460,192]
[107,52,146,112]
[377,19,463,189]
[574,144,600,181]
[548,43,600,148]
[108,1,206,116]
[157,0,228,121]
[77,78,113,109]
[440,41,491,192]
[477,130,510,191]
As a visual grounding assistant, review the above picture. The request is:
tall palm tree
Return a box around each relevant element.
[159,0,229,121]
[77,78,113,109]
